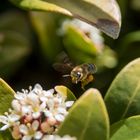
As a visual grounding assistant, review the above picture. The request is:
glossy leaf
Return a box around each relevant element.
[0,78,15,115]
[58,88,109,140]
[110,115,140,140]
[55,85,76,101]
[10,0,121,39]
[105,58,140,124]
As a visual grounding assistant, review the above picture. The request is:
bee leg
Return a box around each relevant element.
[81,75,94,90]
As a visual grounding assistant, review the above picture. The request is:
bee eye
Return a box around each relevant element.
[77,72,82,79]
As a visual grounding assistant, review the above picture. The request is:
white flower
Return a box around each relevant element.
[0,113,20,130]
[44,93,74,122]
[19,120,43,140]
[42,135,77,140]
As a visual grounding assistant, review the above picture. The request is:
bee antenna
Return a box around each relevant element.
[62,74,70,77]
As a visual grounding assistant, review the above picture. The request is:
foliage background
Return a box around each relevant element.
[0,0,140,97]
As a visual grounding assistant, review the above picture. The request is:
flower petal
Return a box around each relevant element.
[22,135,32,140]
[0,124,10,131]
[34,131,43,139]
[55,114,65,122]
[19,124,28,135]
[0,115,8,124]
[43,89,54,97]
[12,100,21,112]
[32,112,40,119]
[9,114,20,122]
[65,101,74,107]
[57,107,67,114]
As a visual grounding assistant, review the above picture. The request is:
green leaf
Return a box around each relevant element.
[63,25,117,70]
[10,0,72,17]
[131,0,140,11]
[0,11,31,77]
[64,25,99,55]
[110,115,140,140]
[10,0,121,39]
[0,129,13,140]
[55,85,76,101]
[0,11,31,38]
[30,11,62,63]
[0,78,15,115]
[118,31,140,69]
[105,58,140,124]
[58,88,109,140]
[63,25,98,64]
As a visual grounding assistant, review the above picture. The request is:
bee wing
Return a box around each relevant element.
[92,64,97,73]
[53,62,73,74]
[53,51,74,74]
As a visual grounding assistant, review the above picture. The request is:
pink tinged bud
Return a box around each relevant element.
[23,115,33,123]
[47,117,57,126]
[32,120,39,131]
[54,98,60,105]
[41,122,54,133]
[12,125,22,139]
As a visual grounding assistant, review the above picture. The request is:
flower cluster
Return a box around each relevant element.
[0,84,74,140]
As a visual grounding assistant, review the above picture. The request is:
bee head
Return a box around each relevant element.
[70,70,83,84]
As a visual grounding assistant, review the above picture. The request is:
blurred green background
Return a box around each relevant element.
[0,0,140,96]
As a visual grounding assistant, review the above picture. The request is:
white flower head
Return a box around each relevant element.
[0,83,74,140]
[42,135,77,140]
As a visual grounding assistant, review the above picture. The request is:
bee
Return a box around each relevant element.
[53,53,97,89]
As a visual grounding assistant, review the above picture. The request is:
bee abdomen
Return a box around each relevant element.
[87,63,97,74]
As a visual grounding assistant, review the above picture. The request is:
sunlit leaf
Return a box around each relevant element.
[0,78,15,115]
[58,88,109,140]
[110,115,140,140]
[55,85,76,101]
[10,0,121,39]
[105,58,140,124]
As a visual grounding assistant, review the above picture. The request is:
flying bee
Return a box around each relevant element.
[53,52,97,89]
